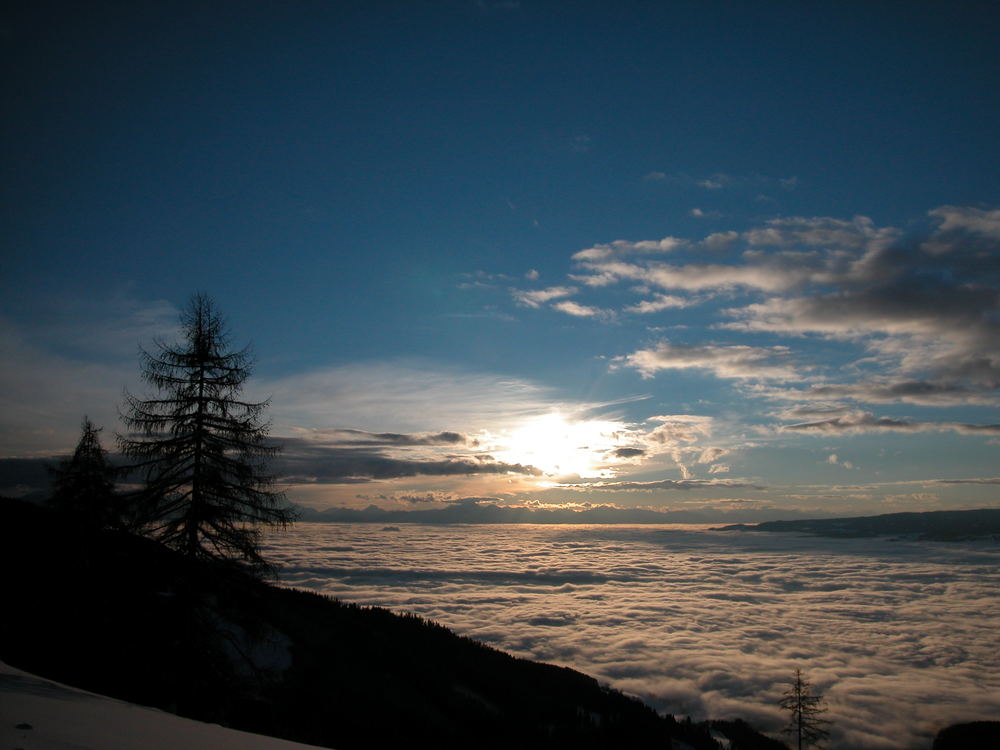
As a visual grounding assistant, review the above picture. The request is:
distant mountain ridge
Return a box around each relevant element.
[715,508,1000,541]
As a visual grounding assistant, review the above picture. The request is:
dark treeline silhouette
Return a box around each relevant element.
[42,294,294,575]
[932,721,1000,749]
[47,416,123,532]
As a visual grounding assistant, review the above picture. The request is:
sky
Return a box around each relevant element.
[3,0,1000,518]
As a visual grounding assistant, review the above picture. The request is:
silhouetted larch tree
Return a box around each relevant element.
[780,669,830,750]
[49,416,120,530]
[118,293,294,570]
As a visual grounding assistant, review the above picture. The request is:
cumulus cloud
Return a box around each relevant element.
[615,341,799,381]
[701,231,740,252]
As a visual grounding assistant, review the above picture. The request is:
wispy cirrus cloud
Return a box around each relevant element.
[753,379,1000,407]
[557,478,766,492]
[511,285,577,308]
[779,410,1000,436]
[551,300,612,319]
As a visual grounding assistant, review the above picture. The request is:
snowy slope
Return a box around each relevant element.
[0,661,329,750]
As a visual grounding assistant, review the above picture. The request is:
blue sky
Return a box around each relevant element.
[3,1,999,518]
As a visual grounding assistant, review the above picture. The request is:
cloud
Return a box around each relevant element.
[573,258,811,293]
[558,478,766,492]
[701,231,740,252]
[756,380,999,407]
[827,454,856,470]
[518,207,999,415]
[932,477,1000,485]
[300,428,474,447]
[551,300,611,319]
[779,410,1000,435]
[615,341,799,381]
[571,237,686,262]
[612,447,646,458]
[928,205,1000,239]
[258,360,583,438]
[275,435,541,484]
[511,285,577,308]
[624,294,693,314]
[268,525,1000,750]
[743,215,897,250]
[0,297,179,456]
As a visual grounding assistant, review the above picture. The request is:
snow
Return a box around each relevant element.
[0,660,329,750]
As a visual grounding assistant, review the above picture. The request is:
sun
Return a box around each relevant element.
[494,412,629,479]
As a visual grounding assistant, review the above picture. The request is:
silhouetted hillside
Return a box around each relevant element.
[714,507,1000,541]
[1,497,783,750]
[932,721,1000,749]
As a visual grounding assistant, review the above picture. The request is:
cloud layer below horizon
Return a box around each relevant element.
[267,523,1000,750]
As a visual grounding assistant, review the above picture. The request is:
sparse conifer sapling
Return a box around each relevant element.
[780,668,831,750]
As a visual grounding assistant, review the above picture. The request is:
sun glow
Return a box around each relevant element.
[494,413,632,479]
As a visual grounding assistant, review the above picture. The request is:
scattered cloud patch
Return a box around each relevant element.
[827,453,857,470]
[511,285,577,308]
[551,300,611,319]
[616,341,799,381]
[625,294,693,314]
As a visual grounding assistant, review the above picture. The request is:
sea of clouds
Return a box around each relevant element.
[264,524,1000,749]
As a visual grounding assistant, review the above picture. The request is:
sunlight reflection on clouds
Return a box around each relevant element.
[265,524,1000,750]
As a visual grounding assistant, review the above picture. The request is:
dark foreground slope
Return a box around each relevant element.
[715,507,1000,541]
[1,498,784,750]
